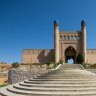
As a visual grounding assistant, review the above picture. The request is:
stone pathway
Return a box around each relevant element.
[1,64,96,96]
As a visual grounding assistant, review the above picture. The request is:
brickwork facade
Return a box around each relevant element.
[22,49,54,64]
[87,49,96,64]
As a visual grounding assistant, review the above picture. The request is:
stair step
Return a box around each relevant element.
[24,80,96,84]
[29,78,96,81]
[6,86,96,95]
[19,82,96,87]
[1,64,96,96]
[13,84,96,91]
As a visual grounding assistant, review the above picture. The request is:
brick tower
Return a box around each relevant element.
[81,20,87,63]
[54,20,59,63]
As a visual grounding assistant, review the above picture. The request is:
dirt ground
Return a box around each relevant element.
[0,78,8,85]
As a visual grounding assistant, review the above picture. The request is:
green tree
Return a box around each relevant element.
[76,53,84,64]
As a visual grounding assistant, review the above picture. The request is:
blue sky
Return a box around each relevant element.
[0,0,96,64]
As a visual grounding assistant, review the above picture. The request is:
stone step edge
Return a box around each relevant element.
[29,78,96,80]
[24,81,96,84]
[19,82,96,87]
[6,86,96,95]
[13,85,96,91]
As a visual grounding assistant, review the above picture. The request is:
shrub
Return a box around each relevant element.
[45,61,51,67]
[11,62,20,68]
[76,53,84,64]
[89,63,96,68]
[32,63,40,65]
[84,63,90,68]
[54,63,57,68]
[45,61,54,68]
[58,60,64,64]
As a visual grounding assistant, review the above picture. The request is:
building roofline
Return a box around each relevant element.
[60,30,81,33]
[59,31,81,34]
[87,49,96,50]
[23,49,54,50]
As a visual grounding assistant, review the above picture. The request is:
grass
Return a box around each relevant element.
[84,63,96,69]
[0,78,8,87]
[0,83,8,87]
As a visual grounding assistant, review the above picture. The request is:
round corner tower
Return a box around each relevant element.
[54,20,59,63]
[81,20,87,63]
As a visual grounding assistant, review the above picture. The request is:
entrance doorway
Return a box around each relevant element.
[67,56,74,64]
[65,46,76,64]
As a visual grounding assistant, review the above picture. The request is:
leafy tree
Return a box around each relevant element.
[76,53,84,64]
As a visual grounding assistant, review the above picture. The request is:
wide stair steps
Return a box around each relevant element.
[1,64,96,96]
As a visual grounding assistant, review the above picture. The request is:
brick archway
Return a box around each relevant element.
[65,46,76,64]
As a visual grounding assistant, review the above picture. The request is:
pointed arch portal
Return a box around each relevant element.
[65,46,76,64]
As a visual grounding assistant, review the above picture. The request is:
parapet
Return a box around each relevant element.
[87,49,96,54]
[23,49,54,55]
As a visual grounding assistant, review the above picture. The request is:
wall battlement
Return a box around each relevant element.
[87,49,96,54]
[23,49,54,54]
[87,49,96,64]
[60,31,81,33]
[22,49,54,64]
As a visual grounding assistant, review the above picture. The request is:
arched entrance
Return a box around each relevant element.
[65,46,76,64]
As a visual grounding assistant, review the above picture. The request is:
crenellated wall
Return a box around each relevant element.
[22,48,96,64]
[22,49,54,64]
[87,49,96,64]
[22,20,96,64]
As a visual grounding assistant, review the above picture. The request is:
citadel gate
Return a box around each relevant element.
[22,20,96,64]
[54,20,87,63]
[65,46,76,63]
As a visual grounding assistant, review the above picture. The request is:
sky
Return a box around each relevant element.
[68,59,74,64]
[0,0,96,64]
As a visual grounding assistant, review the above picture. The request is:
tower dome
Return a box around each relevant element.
[54,19,58,27]
[81,20,86,27]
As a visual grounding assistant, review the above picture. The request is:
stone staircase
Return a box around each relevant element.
[1,64,96,96]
